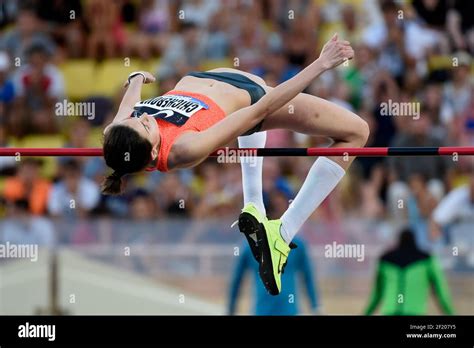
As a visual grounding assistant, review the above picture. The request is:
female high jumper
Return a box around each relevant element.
[102,34,369,295]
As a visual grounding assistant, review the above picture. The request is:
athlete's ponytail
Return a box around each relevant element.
[101,171,125,195]
[102,124,152,195]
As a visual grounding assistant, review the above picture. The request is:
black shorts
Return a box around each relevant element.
[186,71,266,136]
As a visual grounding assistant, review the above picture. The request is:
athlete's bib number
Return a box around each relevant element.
[133,94,209,126]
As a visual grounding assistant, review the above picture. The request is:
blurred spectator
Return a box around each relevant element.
[262,158,293,208]
[230,8,266,71]
[457,86,474,147]
[0,122,15,171]
[272,0,317,32]
[157,21,206,78]
[387,109,450,218]
[422,81,445,137]
[342,43,378,110]
[337,163,385,220]
[192,162,237,217]
[228,236,319,315]
[1,199,55,246]
[3,158,51,215]
[0,50,15,168]
[36,0,84,58]
[205,9,230,60]
[365,228,454,315]
[368,71,398,147]
[440,52,472,126]
[0,51,14,107]
[84,0,125,59]
[446,0,474,53]
[0,5,55,61]
[179,0,220,29]
[340,4,362,44]
[252,45,300,86]
[377,2,409,83]
[407,0,450,58]
[431,174,474,242]
[11,43,64,135]
[61,118,107,185]
[266,187,291,219]
[282,16,316,68]
[412,0,448,30]
[125,0,171,60]
[0,0,18,29]
[138,0,170,33]
[47,159,100,217]
[407,173,439,251]
[155,172,193,217]
[130,189,161,220]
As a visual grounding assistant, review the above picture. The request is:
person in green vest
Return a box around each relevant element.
[364,228,454,315]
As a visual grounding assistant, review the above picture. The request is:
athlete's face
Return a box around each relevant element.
[121,113,160,159]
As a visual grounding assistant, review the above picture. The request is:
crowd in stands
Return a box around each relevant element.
[0,0,473,251]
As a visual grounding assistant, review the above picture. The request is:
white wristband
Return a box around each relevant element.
[127,72,146,85]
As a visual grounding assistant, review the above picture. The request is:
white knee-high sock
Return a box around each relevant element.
[238,132,267,216]
[280,156,346,243]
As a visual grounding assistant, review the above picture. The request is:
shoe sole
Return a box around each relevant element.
[255,222,280,296]
[238,212,262,262]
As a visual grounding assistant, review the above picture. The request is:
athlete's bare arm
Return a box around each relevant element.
[172,34,354,169]
[103,71,156,134]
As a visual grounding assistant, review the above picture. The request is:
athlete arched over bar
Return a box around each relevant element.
[102,34,369,295]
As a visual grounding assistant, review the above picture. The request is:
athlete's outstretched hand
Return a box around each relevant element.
[317,34,354,71]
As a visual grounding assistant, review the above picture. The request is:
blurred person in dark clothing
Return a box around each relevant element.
[447,0,474,53]
[36,0,84,58]
[155,172,192,217]
[365,228,454,315]
[252,45,300,86]
[228,186,319,315]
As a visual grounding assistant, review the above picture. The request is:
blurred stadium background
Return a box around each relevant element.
[0,0,473,315]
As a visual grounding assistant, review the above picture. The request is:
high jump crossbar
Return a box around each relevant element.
[0,147,474,157]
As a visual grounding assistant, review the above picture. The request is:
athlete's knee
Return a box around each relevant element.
[352,116,370,147]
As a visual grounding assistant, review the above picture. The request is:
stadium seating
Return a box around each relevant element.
[60,58,161,101]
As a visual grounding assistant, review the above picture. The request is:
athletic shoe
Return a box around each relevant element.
[257,219,297,296]
[232,203,267,261]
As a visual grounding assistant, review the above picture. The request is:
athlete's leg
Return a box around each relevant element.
[238,131,267,216]
[262,91,369,243]
[209,68,369,244]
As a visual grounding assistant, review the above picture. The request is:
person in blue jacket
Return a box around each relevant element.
[228,236,320,315]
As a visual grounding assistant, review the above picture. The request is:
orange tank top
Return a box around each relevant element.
[133,90,226,172]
